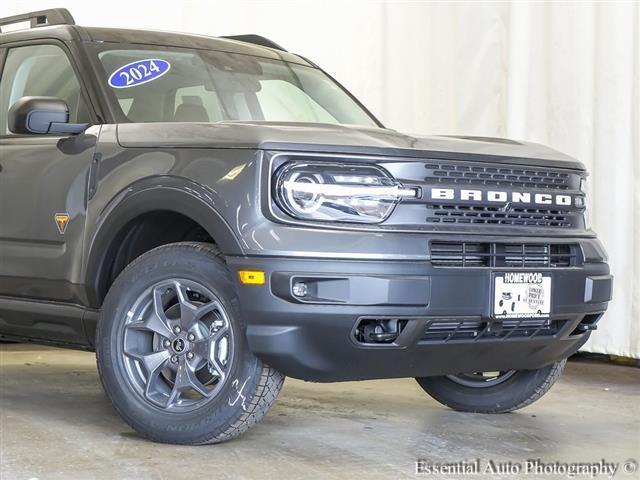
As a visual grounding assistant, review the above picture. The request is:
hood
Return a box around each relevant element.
[116,121,583,170]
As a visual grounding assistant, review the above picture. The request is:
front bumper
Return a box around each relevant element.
[226,255,612,382]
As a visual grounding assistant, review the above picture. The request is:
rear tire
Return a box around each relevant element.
[96,242,284,444]
[415,360,566,413]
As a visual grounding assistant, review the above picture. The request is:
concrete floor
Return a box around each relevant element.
[0,345,638,480]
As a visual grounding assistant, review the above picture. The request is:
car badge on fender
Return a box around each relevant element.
[54,213,70,234]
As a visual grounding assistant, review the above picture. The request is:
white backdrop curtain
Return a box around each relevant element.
[3,0,639,357]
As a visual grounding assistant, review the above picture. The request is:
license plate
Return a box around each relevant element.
[493,272,551,319]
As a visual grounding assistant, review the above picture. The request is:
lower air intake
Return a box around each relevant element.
[420,317,566,343]
[430,242,580,268]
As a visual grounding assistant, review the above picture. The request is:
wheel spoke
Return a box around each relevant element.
[209,323,229,343]
[125,313,172,338]
[209,356,227,382]
[185,366,211,397]
[191,324,229,378]
[173,281,221,331]
[143,355,171,401]
[165,360,211,408]
[166,359,188,408]
[124,348,171,404]
[188,345,226,381]
[191,338,211,359]
[124,286,173,337]
[191,324,228,356]
[173,281,197,330]
[123,286,174,338]
[165,379,182,409]
[125,349,170,375]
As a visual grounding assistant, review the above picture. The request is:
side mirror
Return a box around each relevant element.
[8,96,89,135]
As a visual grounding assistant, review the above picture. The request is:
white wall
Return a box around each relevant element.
[2,0,639,357]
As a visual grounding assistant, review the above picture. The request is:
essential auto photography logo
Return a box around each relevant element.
[415,458,638,478]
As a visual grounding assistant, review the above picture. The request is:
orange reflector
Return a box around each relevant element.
[238,270,265,285]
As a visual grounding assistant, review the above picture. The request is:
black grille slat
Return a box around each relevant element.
[425,163,571,190]
[430,242,578,268]
[420,318,564,343]
[428,204,572,228]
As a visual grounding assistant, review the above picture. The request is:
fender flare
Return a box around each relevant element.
[83,176,244,307]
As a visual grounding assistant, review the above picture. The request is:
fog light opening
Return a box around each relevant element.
[292,282,308,298]
[354,318,407,344]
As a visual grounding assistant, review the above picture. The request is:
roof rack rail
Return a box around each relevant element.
[222,34,287,52]
[0,8,75,33]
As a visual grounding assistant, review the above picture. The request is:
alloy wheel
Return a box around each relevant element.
[445,370,517,388]
[120,279,233,412]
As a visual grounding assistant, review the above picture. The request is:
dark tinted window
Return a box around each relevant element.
[0,44,88,134]
[95,47,377,127]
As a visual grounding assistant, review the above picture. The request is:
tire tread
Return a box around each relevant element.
[506,359,566,412]
[200,365,285,444]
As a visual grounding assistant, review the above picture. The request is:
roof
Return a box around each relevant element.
[0,21,308,66]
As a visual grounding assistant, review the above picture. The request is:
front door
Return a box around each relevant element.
[0,42,97,343]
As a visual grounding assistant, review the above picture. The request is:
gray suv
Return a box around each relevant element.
[0,9,612,444]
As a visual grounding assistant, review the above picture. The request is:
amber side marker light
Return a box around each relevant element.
[238,270,265,285]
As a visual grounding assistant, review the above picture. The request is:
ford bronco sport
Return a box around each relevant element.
[0,9,612,444]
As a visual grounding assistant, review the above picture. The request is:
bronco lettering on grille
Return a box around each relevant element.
[430,188,574,206]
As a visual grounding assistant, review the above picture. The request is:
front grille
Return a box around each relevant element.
[420,317,566,343]
[430,242,580,268]
[407,159,585,230]
[424,162,571,190]
[427,204,572,227]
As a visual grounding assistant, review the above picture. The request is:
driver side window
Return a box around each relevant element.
[0,44,89,134]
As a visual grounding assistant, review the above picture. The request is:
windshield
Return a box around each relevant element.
[92,46,378,127]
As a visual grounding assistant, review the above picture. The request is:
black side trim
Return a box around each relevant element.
[0,296,94,346]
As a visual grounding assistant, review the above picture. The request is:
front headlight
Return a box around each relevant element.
[274,162,417,223]
[579,176,591,230]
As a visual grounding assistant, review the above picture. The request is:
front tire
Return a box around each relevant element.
[416,360,566,413]
[96,242,284,444]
